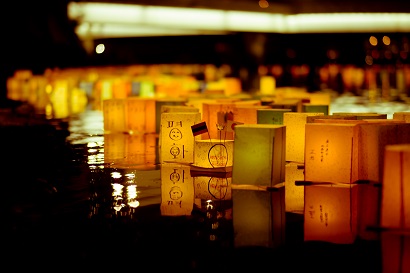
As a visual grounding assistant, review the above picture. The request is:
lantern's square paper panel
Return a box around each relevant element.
[194,139,234,168]
[103,98,127,133]
[381,144,410,229]
[126,97,148,134]
[304,184,358,244]
[232,187,285,248]
[302,104,329,115]
[257,108,292,125]
[393,111,410,122]
[155,98,187,134]
[193,176,232,201]
[160,163,194,216]
[284,112,324,163]
[231,105,270,125]
[160,112,201,164]
[285,162,305,213]
[104,133,126,162]
[232,124,286,187]
[305,123,359,184]
[381,232,410,273]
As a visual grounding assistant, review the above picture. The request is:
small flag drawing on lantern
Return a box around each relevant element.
[226,120,244,132]
[191,121,208,136]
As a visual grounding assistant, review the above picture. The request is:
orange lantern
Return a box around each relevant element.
[285,162,305,214]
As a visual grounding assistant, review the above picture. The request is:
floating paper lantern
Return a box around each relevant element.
[285,162,305,213]
[393,111,410,122]
[155,98,188,134]
[193,139,234,169]
[381,232,410,273]
[232,124,285,187]
[380,144,410,230]
[332,112,387,120]
[305,123,359,184]
[103,98,127,133]
[304,183,358,244]
[160,163,194,216]
[259,75,276,95]
[232,184,285,248]
[193,175,232,201]
[257,108,292,125]
[284,112,324,163]
[160,112,201,164]
[126,97,149,134]
[302,103,329,115]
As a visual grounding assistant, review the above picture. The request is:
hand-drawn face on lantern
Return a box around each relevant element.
[169,128,182,141]
[170,145,180,158]
[169,186,183,200]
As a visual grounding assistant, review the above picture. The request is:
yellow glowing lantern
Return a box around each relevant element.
[302,103,329,115]
[269,98,303,112]
[380,144,410,230]
[257,108,292,125]
[102,98,127,133]
[231,105,271,125]
[193,175,232,201]
[332,112,387,120]
[193,139,234,169]
[159,112,201,164]
[232,184,285,248]
[284,112,324,163]
[381,232,410,273]
[393,111,410,122]
[232,124,286,187]
[160,163,194,216]
[304,184,358,244]
[223,77,242,96]
[126,97,148,134]
[155,98,188,134]
[285,162,305,214]
[305,123,359,184]
[259,75,276,95]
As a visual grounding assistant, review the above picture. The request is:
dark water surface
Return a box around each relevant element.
[2,109,381,272]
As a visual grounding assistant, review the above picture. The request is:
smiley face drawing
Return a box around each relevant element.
[170,145,180,158]
[169,128,182,141]
[169,186,183,200]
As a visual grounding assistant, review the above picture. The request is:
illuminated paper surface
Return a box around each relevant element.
[285,162,305,213]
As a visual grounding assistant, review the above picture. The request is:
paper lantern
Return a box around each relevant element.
[393,111,410,122]
[193,139,234,169]
[259,75,276,95]
[155,98,188,134]
[160,163,194,216]
[332,112,387,120]
[126,97,156,134]
[305,123,360,184]
[232,184,285,248]
[304,184,358,244]
[380,144,410,230]
[159,112,201,164]
[103,98,127,133]
[269,98,303,112]
[302,103,329,115]
[193,175,232,201]
[284,112,324,163]
[232,124,285,187]
[285,162,305,213]
[257,108,292,125]
[381,232,410,273]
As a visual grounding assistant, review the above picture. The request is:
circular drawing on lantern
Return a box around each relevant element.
[169,186,183,200]
[169,128,182,141]
[170,169,180,183]
[208,143,228,167]
[208,177,229,199]
[170,145,180,158]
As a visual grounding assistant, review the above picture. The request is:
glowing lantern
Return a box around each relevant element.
[126,97,149,134]
[304,184,358,244]
[257,108,292,125]
[380,144,410,230]
[103,98,127,133]
[193,175,232,201]
[232,184,285,248]
[284,112,324,163]
[393,111,410,122]
[193,139,234,169]
[155,98,188,134]
[305,123,359,184]
[302,103,329,115]
[332,112,387,120]
[269,98,303,112]
[285,162,305,213]
[159,112,201,164]
[160,163,194,216]
[259,75,276,95]
[232,124,285,187]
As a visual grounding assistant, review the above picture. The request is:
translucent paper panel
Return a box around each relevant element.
[232,124,286,187]
[193,175,232,201]
[160,112,201,164]
[284,112,324,163]
[304,184,358,244]
[305,123,359,184]
[193,139,234,168]
[257,108,292,125]
[285,162,305,213]
[103,98,127,133]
